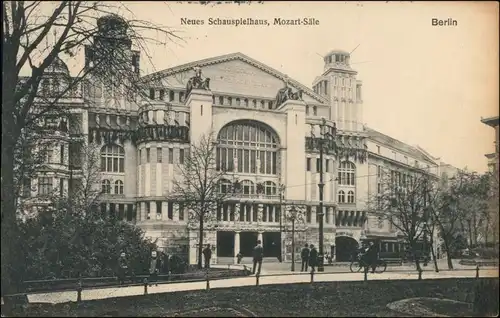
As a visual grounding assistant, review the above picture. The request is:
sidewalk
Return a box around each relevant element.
[26,268,498,305]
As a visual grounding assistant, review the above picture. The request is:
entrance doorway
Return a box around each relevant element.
[335,236,359,262]
[263,232,281,258]
[216,231,235,257]
[239,232,258,257]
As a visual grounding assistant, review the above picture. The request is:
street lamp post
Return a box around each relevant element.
[309,118,337,272]
[289,205,298,272]
[278,183,286,263]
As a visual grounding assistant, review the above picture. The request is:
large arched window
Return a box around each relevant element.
[338,161,355,186]
[347,190,355,203]
[216,120,280,175]
[115,180,124,194]
[265,181,277,196]
[101,144,125,173]
[242,180,255,195]
[219,178,232,194]
[338,190,345,203]
[102,179,111,194]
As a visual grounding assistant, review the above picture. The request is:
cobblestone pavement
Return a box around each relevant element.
[27,266,498,305]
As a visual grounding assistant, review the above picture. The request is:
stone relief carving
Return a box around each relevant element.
[185,66,211,96]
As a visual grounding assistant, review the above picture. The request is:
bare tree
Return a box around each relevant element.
[172,133,235,269]
[367,168,436,271]
[2,1,179,294]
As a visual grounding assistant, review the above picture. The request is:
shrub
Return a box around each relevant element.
[473,279,499,317]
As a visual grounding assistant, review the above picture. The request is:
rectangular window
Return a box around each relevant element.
[59,178,64,196]
[146,148,150,163]
[316,158,321,173]
[47,148,54,163]
[306,158,311,171]
[169,91,174,102]
[179,202,184,220]
[169,148,174,163]
[157,147,162,163]
[38,177,53,195]
[149,88,155,100]
[156,201,162,218]
[146,202,150,220]
[179,149,185,164]
[168,202,173,220]
[118,204,125,220]
[325,159,330,172]
[159,89,165,100]
[60,145,65,164]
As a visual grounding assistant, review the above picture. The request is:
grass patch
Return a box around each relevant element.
[3,278,498,317]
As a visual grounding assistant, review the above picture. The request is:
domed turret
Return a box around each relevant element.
[323,49,352,72]
[97,14,129,38]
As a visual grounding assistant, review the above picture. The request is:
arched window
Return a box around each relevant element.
[216,120,280,175]
[242,180,255,195]
[252,99,257,108]
[102,180,111,194]
[244,98,249,107]
[219,179,232,193]
[338,190,345,203]
[265,181,277,196]
[101,144,125,173]
[338,161,355,186]
[347,190,355,203]
[115,180,124,194]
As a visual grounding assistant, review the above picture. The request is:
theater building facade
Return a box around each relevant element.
[24,17,443,264]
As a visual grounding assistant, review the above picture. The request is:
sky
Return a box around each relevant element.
[38,1,499,173]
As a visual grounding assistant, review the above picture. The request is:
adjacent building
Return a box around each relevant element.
[23,15,447,265]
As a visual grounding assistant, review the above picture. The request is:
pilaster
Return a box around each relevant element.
[161,201,169,221]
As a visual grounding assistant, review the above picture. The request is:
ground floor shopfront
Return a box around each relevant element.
[186,226,408,265]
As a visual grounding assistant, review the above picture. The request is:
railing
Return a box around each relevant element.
[2,264,497,309]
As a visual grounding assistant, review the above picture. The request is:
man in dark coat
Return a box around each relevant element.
[117,251,129,285]
[252,240,264,275]
[301,244,310,272]
[363,241,379,273]
[309,244,318,272]
[203,244,212,269]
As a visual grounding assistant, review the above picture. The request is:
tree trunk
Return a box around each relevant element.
[429,236,439,272]
[197,214,204,270]
[410,240,421,271]
[443,238,454,270]
[1,136,23,296]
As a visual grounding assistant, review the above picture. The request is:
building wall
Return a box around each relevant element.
[25,47,447,264]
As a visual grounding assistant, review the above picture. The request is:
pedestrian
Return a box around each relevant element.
[363,241,379,273]
[203,244,212,269]
[117,251,129,285]
[309,244,318,272]
[149,250,159,286]
[252,239,264,275]
[236,251,243,264]
[300,243,310,272]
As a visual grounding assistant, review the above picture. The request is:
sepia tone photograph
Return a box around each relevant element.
[1,1,498,317]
